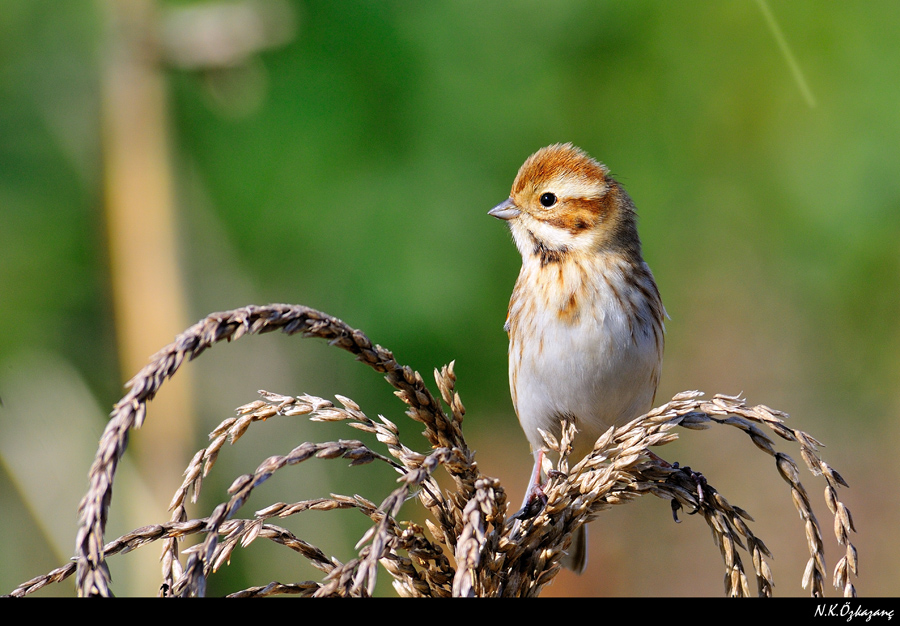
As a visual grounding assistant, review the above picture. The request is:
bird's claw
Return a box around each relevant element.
[668,463,708,523]
[513,484,548,521]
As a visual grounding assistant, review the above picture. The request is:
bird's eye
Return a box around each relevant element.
[539,192,557,208]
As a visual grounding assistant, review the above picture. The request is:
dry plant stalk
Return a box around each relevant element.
[6,304,858,597]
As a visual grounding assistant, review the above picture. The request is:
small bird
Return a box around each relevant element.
[489,143,665,573]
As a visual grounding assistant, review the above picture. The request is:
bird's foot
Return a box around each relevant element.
[668,462,709,522]
[512,482,548,521]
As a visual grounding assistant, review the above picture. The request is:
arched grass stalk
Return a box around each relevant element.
[7,304,857,597]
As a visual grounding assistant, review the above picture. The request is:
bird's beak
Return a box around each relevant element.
[488,198,520,220]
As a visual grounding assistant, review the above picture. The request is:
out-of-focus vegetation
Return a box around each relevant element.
[1,1,897,596]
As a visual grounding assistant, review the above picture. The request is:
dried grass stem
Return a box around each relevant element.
[9,304,855,597]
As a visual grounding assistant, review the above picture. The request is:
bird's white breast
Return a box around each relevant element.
[508,254,661,459]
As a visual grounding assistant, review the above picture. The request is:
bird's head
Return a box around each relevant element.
[489,143,641,263]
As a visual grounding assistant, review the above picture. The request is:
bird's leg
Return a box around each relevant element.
[512,450,549,520]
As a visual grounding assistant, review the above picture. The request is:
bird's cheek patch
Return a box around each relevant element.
[542,201,598,233]
[592,188,618,221]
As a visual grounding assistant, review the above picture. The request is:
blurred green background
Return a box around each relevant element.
[1,0,897,597]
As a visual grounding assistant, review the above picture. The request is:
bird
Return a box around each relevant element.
[489,143,665,573]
